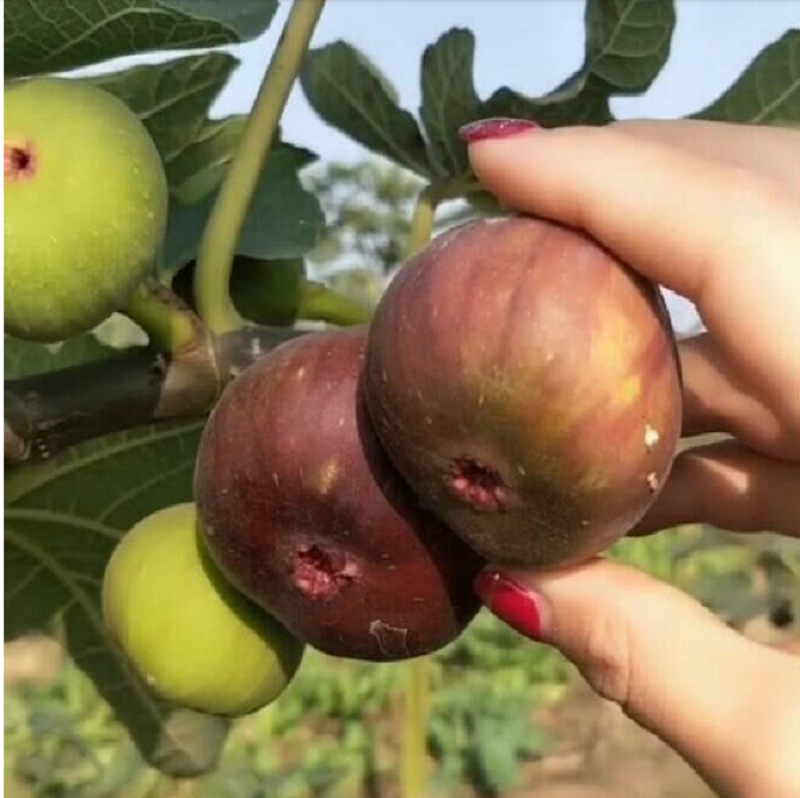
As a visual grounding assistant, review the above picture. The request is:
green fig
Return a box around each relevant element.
[172,256,306,327]
[102,504,304,717]
[4,78,168,342]
[230,256,307,326]
[172,255,373,327]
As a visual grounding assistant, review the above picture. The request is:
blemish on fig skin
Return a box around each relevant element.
[317,458,341,495]
[448,457,508,512]
[369,620,409,657]
[4,141,37,181]
[646,472,660,492]
[644,424,660,452]
[291,544,359,600]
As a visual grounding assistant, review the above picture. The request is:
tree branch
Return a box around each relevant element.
[4,324,304,465]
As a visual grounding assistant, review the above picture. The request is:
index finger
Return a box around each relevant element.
[612,119,800,200]
[466,124,800,412]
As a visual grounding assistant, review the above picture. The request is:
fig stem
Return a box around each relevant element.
[193,0,327,335]
[124,280,203,356]
[299,281,374,326]
[402,656,433,798]
[405,183,443,259]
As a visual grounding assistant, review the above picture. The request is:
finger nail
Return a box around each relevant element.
[459,117,539,144]
[473,569,544,640]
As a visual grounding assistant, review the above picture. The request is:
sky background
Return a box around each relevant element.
[94,0,797,332]
[207,0,796,331]
[211,0,798,161]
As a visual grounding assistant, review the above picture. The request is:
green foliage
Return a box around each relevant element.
[162,146,324,278]
[5,335,116,379]
[301,42,433,177]
[6,525,799,795]
[87,53,243,199]
[429,684,553,797]
[3,0,278,78]
[693,30,800,125]
[305,161,423,274]
[300,0,795,203]
[6,336,217,776]
[420,29,482,179]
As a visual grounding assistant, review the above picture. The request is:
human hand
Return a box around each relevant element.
[460,118,800,798]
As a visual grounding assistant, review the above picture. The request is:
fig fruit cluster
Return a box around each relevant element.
[192,214,682,672]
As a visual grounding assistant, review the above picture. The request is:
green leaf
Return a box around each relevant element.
[5,336,225,774]
[169,116,248,205]
[692,30,800,126]
[483,78,614,129]
[162,145,323,277]
[4,0,277,79]
[483,0,675,127]
[301,41,432,176]
[4,418,221,774]
[585,0,675,92]
[420,29,482,178]
[86,53,239,197]
[5,334,115,379]
[171,118,318,205]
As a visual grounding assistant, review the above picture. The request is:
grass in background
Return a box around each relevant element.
[5,525,798,798]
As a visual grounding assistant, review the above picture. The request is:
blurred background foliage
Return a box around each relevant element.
[6,514,798,798]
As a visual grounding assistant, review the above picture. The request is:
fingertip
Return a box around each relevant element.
[473,568,546,640]
[459,117,539,144]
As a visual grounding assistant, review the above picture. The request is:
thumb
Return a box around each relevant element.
[474,559,800,798]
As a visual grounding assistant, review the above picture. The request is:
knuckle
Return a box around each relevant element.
[577,609,634,710]
[724,167,791,225]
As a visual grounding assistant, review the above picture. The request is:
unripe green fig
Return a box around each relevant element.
[173,256,306,327]
[102,504,304,717]
[4,78,168,342]
[172,256,373,327]
[230,256,306,326]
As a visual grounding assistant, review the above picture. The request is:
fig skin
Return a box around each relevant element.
[102,504,304,717]
[365,216,682,567]
[194,329,483,662]
[4,78,168,342]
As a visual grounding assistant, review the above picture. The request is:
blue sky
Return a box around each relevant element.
[209,0,796,332]
[91,1,795,331]
[214,0,798,162]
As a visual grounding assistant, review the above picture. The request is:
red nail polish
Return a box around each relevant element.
[459,117,538,144]
[473,570,543,639]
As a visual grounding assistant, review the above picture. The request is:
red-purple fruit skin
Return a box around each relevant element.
[365,216,683,567]
[194,329,483,662]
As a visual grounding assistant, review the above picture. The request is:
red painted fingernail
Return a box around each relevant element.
[459,117,539,143]
[473,570,544,640]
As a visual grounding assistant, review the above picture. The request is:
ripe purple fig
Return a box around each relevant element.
[365,216,682,567]
[194,329,482,661]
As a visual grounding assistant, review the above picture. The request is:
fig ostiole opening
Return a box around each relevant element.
[4,143,35,179]
[447,456,509,512]
[291,544,359,600]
